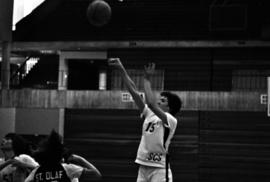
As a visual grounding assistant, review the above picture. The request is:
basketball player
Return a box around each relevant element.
[25,130,101,182]
[0,133,39,182]
[108,58,182,182]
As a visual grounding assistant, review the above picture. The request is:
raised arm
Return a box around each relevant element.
[143,63,168,126]
[66,154,101,180]
[9,158,37,170]
[108,58,145,112]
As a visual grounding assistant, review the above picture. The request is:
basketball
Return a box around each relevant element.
[86,0,111,27]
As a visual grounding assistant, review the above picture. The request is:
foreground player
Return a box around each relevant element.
[25,130,101,182]
[109,58,182,182]
[0,133,39,182]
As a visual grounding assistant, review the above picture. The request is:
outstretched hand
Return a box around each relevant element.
[144,62,156,78]
[108,57,123,69]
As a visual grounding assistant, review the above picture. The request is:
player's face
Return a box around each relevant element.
[158,96,169,112]
[0,138,13,151]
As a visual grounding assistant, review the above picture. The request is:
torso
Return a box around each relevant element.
[135,105,178,168]
[33,164,71,182]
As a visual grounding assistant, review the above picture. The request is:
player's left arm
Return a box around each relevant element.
[12,155,38,170]
[24,168,37,182]
[143,63,168,126]
[66,154,101,179]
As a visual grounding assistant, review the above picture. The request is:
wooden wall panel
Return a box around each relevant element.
[232,70,270,91]
[171,111,199,182]
[199,111,270,182]
[0,90,266,111]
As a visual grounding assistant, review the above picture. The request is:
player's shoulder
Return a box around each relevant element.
[15,154,33,161]
[165,112,178,125]
[141,104,153,118]
[62,163,84,179]
[15,154,39,167]
[62,163,83,171]
[166,112,177,119]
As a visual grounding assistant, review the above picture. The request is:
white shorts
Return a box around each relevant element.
[136,165,173,182]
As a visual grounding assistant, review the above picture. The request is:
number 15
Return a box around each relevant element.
[145,122,156,132]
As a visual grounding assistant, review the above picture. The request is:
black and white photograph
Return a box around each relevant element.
[1,0,270,181]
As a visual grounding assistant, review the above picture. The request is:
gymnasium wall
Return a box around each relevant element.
[199,111,270,182]
[15,108,61,135]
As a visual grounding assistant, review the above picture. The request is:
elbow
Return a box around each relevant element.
[147,102,157,111]
[95,172,102,180]
[94,169,102,179]
[90,171,102,181]
[145,96,157,109]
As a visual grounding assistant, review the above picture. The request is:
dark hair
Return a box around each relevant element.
[34,130,64,166]
[160,91,182,116]
[4,133,31,156]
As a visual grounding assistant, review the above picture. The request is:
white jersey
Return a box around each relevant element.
[135,105,178,168]
[0,154,39,182]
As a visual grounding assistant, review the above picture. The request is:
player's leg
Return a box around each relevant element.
[150,168,173,182]
[136,165,148,182]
